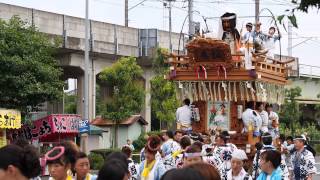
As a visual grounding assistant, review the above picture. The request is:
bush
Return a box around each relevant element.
[90,148,120,159]
[88,153,104,170]
[279,123,319,138]
[132,131,162,151]
[314,144,320,155]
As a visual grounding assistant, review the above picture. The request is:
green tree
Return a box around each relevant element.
[150,48,179,130]
[98,57,145,147]
[278,0,320,28]
[280,87,302,135]
[64,93,77,114]
[0,16,63,114]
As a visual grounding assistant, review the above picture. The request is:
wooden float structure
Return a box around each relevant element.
[166,37,294,153]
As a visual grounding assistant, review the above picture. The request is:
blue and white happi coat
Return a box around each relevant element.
[290,148,316,180]
[128,158,140,180]
[252,145,289,180]
[161,139,181,170]
[213,143,237,179]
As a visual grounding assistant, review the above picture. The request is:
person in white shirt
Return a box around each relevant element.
[256,102,269,133]
[227,149,252,180]
[242,101,262,136]
[266,104,279,140]
[263,26,281,61]
[127,139,135,151]
[240,22,255,70]
[176,98,192,134]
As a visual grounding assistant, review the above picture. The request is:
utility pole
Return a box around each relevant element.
[255,0,260,24]
[168,0,173,52]
[188,0,194,39]
[125,0,128,27]
[288,21,293,56]
[82,0,90,153]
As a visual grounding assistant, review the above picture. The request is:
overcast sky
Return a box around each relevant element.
[0,0,319,68]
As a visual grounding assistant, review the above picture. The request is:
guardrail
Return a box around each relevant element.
[299,64,320,78]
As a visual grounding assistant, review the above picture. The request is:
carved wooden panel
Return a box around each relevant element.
[192,101,207,133]
[230,101,245,132]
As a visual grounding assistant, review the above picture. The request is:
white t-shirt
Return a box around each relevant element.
[266,174,271,180]
[260,110,269,132]
[176,105,192,125]
[242,108,262,132]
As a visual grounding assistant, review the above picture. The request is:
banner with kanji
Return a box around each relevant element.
[8,114,80,141]
[0,109,21,129]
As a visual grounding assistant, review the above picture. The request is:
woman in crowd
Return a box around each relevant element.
[46,145,75,180]
[122,145,140,180]
[257,150,282,180]
[0,144,41,180]
[138,135,166,180]
[226,149,252,180]
[74,152,97,180]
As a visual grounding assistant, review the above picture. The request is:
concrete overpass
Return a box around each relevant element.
[0,2,188,130]
[2,2,320,130]
[287,64,320,104]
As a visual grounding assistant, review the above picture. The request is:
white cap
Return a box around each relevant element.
[232,149,248,161]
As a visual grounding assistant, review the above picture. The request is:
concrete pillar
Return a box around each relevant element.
[76,57,96,121]
[77,75,84,118]
[144,69,152,132]
[88,58,96,121]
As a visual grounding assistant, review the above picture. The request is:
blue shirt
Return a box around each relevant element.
[257,167,282,180]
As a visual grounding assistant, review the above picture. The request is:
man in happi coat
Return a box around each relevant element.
[252,133,289,180]
[290,136,316,180]
[161,130,181,170]
[226,149,252,180]
[213,131,238,179]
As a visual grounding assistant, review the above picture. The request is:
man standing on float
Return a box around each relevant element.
[241,22,254,70]
[176,98,192,134]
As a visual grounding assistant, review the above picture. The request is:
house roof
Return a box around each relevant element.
[91,115,148,126]
[89,125,104,135]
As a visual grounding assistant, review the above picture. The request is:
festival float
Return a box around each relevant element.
[166,12,295,154]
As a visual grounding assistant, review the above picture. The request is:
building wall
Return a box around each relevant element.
[286,77,320,103]
[117,126,129,148]
[90,124,144,149]
[128,122,143,142]
[87,135,100,153]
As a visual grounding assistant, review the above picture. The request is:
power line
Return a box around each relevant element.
[193,0,295,6]
[129,0,149,11]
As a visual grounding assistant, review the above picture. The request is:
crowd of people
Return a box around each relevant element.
[0,128,316,180]
[0,99,317,180]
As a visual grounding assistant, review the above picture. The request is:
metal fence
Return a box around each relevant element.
[299,64,320,78]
